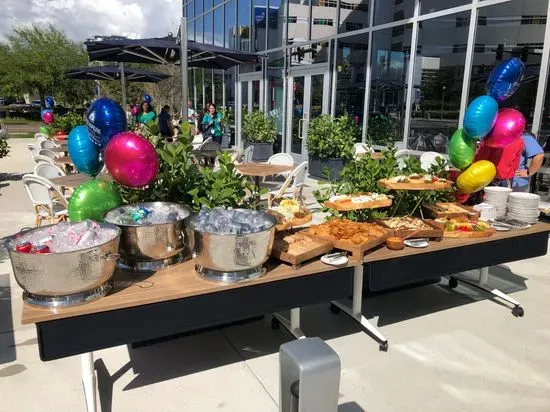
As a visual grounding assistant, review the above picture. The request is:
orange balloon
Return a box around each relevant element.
[456,160,496,194]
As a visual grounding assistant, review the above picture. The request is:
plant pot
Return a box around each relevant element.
[308,155,348,180]
[244,142,274,162]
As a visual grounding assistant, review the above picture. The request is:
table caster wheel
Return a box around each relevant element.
[271,317,280,330]
[448,277,458,289]
[512,306,524,317]
[329,303,341,314]
[379,341,389,352]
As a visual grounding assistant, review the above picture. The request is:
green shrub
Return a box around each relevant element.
[307,114,358,160]
[241,110,277,143]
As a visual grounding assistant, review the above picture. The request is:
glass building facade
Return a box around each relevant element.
[186,0,550,159]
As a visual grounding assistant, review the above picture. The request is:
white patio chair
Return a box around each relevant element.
[40,140,58,150]
[33,155,56,166]
[420,151,446,171]
[34,162,65,180]
[28,144,41,159]
[242,145,254,163]
[35,135,48,145]
[354,143,375,159]
[22,174,68,227]
[265,153,294,181]
[395,149,417,170]
[267,161,308,207]
[39,149,58,160]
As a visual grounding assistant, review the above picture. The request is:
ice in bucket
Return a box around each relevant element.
[107,203,188,225]
[193,207,274,234]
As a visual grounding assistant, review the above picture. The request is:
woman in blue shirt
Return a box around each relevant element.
[201,103,224,145]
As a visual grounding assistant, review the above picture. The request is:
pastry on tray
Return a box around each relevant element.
[271,230,333,267]
[267,198,312,230]
[306,218,390,245]
[379,174,452,190]
[423,202,480,219]
[323,192,392,211]
[379,217,433,231]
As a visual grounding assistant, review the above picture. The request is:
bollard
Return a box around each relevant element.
[279,337,341,412]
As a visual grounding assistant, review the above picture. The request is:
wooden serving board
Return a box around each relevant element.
[323,197,392,212]
[271,232,333,269]
[441,227,496,238]
[305,229,393,258]
[423,202,480,219]
[275,214,313,231]
[379,179,452,191]
[377,219,443,239]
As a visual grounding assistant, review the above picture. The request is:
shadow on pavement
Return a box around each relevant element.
[0,273,15,365]
[339,402,366,412]
[0,172,25,182]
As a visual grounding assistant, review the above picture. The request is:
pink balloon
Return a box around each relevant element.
[131,105,139,116]
[42,111,54,125]
[485,108,525,148]
[104,132,159,188]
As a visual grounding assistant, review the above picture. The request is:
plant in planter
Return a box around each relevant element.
[46,111,85,136]
[241,110,277,162]
[306,114,358,180]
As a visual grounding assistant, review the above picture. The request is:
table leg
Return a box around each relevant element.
[330,266,389,352]
[449,266,524,317]
[272,308,306,340]
[81,352,97,412]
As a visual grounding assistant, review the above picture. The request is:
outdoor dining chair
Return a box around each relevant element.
[242,145,254,163]
[35,135,48,145]
[40,140,59,150]
[265,153,294,181]
[267,161,308,207]
[420,151,447,171]
[394,149,417,169]
[33,155,56,166]
[354,143,375,159]
[34,163,66,180]
[22,174,68,227]
[39,149,58,160]
[28,144,41,159]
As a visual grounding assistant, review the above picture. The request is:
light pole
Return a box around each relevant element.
[440,85,446,120]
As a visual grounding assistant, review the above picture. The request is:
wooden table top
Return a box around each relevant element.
[236,163,295,177]
[55,155,73,165]
[21,257,361,325]
[50,173,110,188]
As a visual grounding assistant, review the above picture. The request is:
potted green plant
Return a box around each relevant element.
[306,114,358,180]
[241,110,277,162]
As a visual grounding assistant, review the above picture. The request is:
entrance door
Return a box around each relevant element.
[238,72,264,146]
[286,66,330,163]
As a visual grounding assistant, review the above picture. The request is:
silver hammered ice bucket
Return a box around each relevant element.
[104,202,192,271]
[186,210,276,283]
[6,222,121,308]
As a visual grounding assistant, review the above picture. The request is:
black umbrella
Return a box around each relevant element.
[65,66,172,83]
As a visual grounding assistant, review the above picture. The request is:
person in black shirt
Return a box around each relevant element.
[158,105,175,142]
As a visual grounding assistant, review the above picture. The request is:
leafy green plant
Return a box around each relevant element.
[307,114,358,160]
[241,110,277,143]
[0,139,10,158]
[46,111,84,135]
[367,114,397,146]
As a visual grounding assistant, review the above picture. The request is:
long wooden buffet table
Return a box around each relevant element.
[20,223,550,412]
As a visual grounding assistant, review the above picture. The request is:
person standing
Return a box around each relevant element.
[137,100,156,125]
[158,105,175,142]
[201,103,224,145]
[510,132,544,192]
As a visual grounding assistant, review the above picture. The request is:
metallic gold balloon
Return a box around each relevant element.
[456,160,496,194]
[68,179,122,222]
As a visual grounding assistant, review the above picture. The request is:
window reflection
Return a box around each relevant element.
[268,0,285,49]
[226,1,236,49]
[287,0,310,44]
[238,0,252,51]
[204,12,214,44]
[253,0,268,51]
[214,7,224,46]
[420,0,469,15]
[373,0,413,26]
[195,16,204,43]
[339,0,369,34]
[311,0,337,39]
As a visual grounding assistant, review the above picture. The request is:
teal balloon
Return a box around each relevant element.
[68,126,103,176]
[463,95,498,140]
[68,179,122,222]
[449,129,477,170]
[39,126,49,134]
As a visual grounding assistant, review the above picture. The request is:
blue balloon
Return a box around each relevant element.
[463,95,498,140]
[486,57,525,102]
[85,98,127,150]
[143,94,152,103]
[68,126,103,176]
[40,109,52,118]
[44,96,54,109]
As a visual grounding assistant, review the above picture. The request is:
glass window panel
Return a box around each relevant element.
[287,0,310,44]
[254,0,268,51]
[238,0,252,51]
[204,0,213,12]
[204,69,213,105]
[268,50,285,151]
[472,0,548,132]
[204,12,214,44]
[291,76,305,154]
[311,0,337,39]
[420,0,469,15]
[214,6,224,46]
[335,32,369,138]
[225,0,236,48]
[186,2,194,19]
[195,16,204,43]
[408,11,470,153]
[368,24,412,145]
[196,0,203,16]
[373,0,413,26]
[187,20,195,41]
[213,70,224,106]
[268,0,285,49]
[339,0,369,34]
[215,0,223,6]
[289,40,331,66]
[194,69,205,109]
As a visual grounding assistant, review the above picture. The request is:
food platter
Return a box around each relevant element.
[274,214,312,231]
[423,202,480,219]
[379,174,452,191]
[433,218,496,238]
[377,217,443,239]
[271,230,333,268]
[323,193,392,211]
[305,219,392,258]
[267,198,312,231]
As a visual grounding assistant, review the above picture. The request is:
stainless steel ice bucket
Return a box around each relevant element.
[104,202,192,266]
[186,210,276,273]
[6,222,121,306]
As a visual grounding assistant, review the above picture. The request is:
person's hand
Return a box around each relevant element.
[515,169,529,177]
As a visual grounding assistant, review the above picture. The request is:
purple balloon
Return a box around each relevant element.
[104,132,159,188]
[485,108,526,148]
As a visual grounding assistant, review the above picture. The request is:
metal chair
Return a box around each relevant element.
[39,149,58,160]
[267,161,308,207]
[265,153,294,181]
[22,174,68,227]
[394,149,417,170]
[35,134,48,145]
[40,140,58,150]
[28,144,41,159]
[34,163,65,180]
[33,155,56,165]
[242,145,254,163]
[354,143,374,158]
[420,151,446,171]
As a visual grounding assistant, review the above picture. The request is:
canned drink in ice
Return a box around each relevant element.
[15,241,33,253]
[77,229,97,246]
[32,245,51,254]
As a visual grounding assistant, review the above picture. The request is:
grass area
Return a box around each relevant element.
[1,119,42,125]
[8,132,35,139]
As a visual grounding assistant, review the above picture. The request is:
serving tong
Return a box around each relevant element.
[489,217,531,230]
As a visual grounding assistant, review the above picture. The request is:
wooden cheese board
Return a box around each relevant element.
[423,202,480,219]
[304,228,392,258]
[323,196,392,212]
[271,230,333,269]
[379,179,452,191]
[274,213,313,231]
[376,218,443,240]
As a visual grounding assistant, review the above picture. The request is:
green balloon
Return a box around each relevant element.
[39,126,49,135]
[449,129,477,170]
[68,179,122,222]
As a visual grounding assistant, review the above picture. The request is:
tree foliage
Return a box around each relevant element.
[0,25,93,106]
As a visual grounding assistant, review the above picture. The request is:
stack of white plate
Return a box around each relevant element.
[507,192,540,223]
[484,186,512,217]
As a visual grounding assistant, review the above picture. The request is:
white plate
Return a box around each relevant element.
[321,254,349,266]
[509,192,540,201]
[404,239,429,248]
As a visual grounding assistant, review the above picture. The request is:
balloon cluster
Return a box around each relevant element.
[41,96,55,124]
[449,58,526,194]
[66,97,159,222]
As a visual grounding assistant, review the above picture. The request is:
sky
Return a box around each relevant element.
[0,0,182,42]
